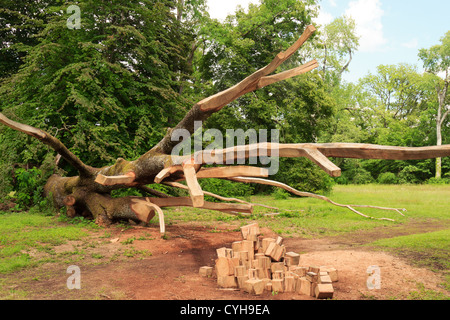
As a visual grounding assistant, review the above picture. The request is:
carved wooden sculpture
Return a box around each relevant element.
[1,25,449,234]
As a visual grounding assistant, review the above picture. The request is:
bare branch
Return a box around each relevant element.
[0,112,95,177]
[95,172,136,186]
[163,181,279,210]
[181,142,450,178]
[182,159,204,207]
[152,25,318,155]
[227,177,403,222]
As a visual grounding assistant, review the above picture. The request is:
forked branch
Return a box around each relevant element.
[0,113,95,177]
[152,25,318,155]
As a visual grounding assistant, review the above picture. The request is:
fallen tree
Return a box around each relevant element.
[1,25,449,233]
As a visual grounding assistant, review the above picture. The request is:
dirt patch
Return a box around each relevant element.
[1,221,448,300]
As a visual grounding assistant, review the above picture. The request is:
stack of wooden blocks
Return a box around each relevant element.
[199,223,338,299]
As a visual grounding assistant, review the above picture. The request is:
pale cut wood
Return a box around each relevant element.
[284,252,300,266]
[196,25,317,113]
[284,276,296,292]
[303,147,341,177]
[275,236,283,245]
[248,268,258,280]
[236,251,249,263]
[217,275,237,288]
[95,172,136,186]
[63,196,76,206]
[257,60,319,89]
[265,281,272,292]
[306,271,319,283]
[315,283,334,299]
[327,268,339,282]
[257,268,271,280]
[272,270,284,280]
[292,267,308,277]
[261,238,276,253]
[271,279,284,293]
[244,279,265,295]
[130,199,156,223]
[182,161,204,207]
[148,196,253,214]
[298,277,311,296]
[266,242,285,261]
[319,275,332,284]
[237,275,249,289]
[256,256,272,270]
[130,198,165,233]
[270,262,285,273]
[163,181,278,211]
[196,166,269,179]
[199,266,213,277]
[215,257,234,276]
[241,240,255,261]
[154,166,182,183]
[189,143,450,175]
[272,244,286,262]
[231,241,242,254]
[240,222,260,239]
[308,266,321,274]
[234,265,247,277]
[216,247,227,258]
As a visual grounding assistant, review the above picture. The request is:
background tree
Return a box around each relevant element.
[325,63,440,184]
[193,0,335,193]
[0,0,198,204]
[419,31,450,179]
[315,15,359,87]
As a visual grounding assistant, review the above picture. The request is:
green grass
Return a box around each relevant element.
[159,184,450,239]
[369,229,450,271]
[0,184,448,299]
[0,211,92,273]
[243,184,450,238]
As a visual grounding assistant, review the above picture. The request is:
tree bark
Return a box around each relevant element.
[435,75,449,179]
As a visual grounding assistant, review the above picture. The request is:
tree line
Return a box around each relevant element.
[0,0,448,211]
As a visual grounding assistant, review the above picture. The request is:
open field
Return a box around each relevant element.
[0,184,449,300]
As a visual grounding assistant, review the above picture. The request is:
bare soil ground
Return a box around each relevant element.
[2,220,449,300]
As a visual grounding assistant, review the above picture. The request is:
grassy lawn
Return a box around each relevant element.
[0,184,449,299]
[0,212,96,273]
[164,184,450,238]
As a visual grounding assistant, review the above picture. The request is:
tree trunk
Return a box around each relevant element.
[435,77,449,179]
[436,120,442,179]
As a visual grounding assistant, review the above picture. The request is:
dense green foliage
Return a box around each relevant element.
[0,0,448,210]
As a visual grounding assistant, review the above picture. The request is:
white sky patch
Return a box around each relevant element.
[345,0,387,52]
[329,0,338,7]
[401,38,419,49]
[207,0,256,21]
[314,9,333,27]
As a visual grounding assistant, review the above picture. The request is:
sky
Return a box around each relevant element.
[206,0,450,83]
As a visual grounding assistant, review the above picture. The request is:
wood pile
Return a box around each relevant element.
[199,223,338,299]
